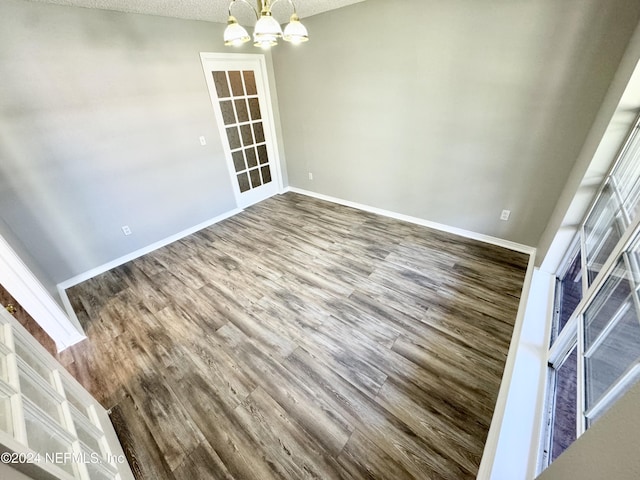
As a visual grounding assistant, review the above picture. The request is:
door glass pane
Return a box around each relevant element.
[226,126,241,150]
[0,389,13,436]
[0,353,8,384]
[19,369,63,425]
[550,346,577,462]
[240,124,253,146]
[253,122,265,143]
[212,71,230,98]
[24,411,75,476]
[14,336,54,385]
[232,150,246,173]
[584,182,623,284]
[245,147,258,168]
[584,258,632,349]
[552,247,583,345]
[73,414,105,456]
[63,380,92,421]
[219,100,236,125]
[243,70,257,95]
[86,462,117,480]
[249,168,261,188]
[228,71,244,96]
[237,173,250,192]
[257,144,268,164]
[234,99,249,122]
[261,166,272,184]
[248,98,261,120]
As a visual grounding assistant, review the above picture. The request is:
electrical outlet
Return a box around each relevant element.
[500,209,511,221]
[308,172,313,180]
[199,136,206,146]
[121,225,132,236]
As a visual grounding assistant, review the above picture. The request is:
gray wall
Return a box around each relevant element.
[0,0,263,285]
[272,0,640,246]
[538,380,640,480]
[0,216,59,301]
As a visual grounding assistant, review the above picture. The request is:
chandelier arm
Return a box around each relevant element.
[228,0,259,20]
[269,0,298,17]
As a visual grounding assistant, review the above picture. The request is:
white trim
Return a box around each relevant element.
[477,252,537,479]
[535,274,558,476]
[58,208,242,292]
[285,187,536,254]
[0,235,85,353]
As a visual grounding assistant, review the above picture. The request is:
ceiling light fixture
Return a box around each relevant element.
[224,0,309,49]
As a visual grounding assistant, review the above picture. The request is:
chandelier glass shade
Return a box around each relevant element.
[224,0,309,48]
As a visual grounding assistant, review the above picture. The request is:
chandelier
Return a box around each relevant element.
[224,0,309,49]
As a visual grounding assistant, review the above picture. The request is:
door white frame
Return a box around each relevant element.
[200,52,284,208]
[0,235,85,352]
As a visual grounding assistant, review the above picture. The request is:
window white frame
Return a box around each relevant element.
[541,116,640,471]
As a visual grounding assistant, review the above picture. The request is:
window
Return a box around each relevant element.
[542,117,640,470]
[551,243,583,345]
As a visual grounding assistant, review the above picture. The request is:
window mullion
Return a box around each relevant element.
[576,312,586,436]
[611,176,632,227]
[580,226,589,299]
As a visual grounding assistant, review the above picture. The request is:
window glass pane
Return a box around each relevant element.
[550,346,577,462]
[552,248,583,344]
[611,130,640,222]
[583,258,632,350]
[584,182,623,284]
[585,292,640,411]
[24,411,75,476]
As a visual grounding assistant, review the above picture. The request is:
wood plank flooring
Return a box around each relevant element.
[63,192,529,480]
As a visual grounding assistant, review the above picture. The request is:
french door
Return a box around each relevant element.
[0,306,134,480]
[201,53,282,208]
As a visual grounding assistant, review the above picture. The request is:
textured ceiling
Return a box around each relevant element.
[29,0,366,23]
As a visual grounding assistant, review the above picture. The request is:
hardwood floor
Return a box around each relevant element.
[62,192,528,479]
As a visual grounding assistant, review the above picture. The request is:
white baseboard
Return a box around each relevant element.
[284,187,536,255]
[57,208,242,294]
